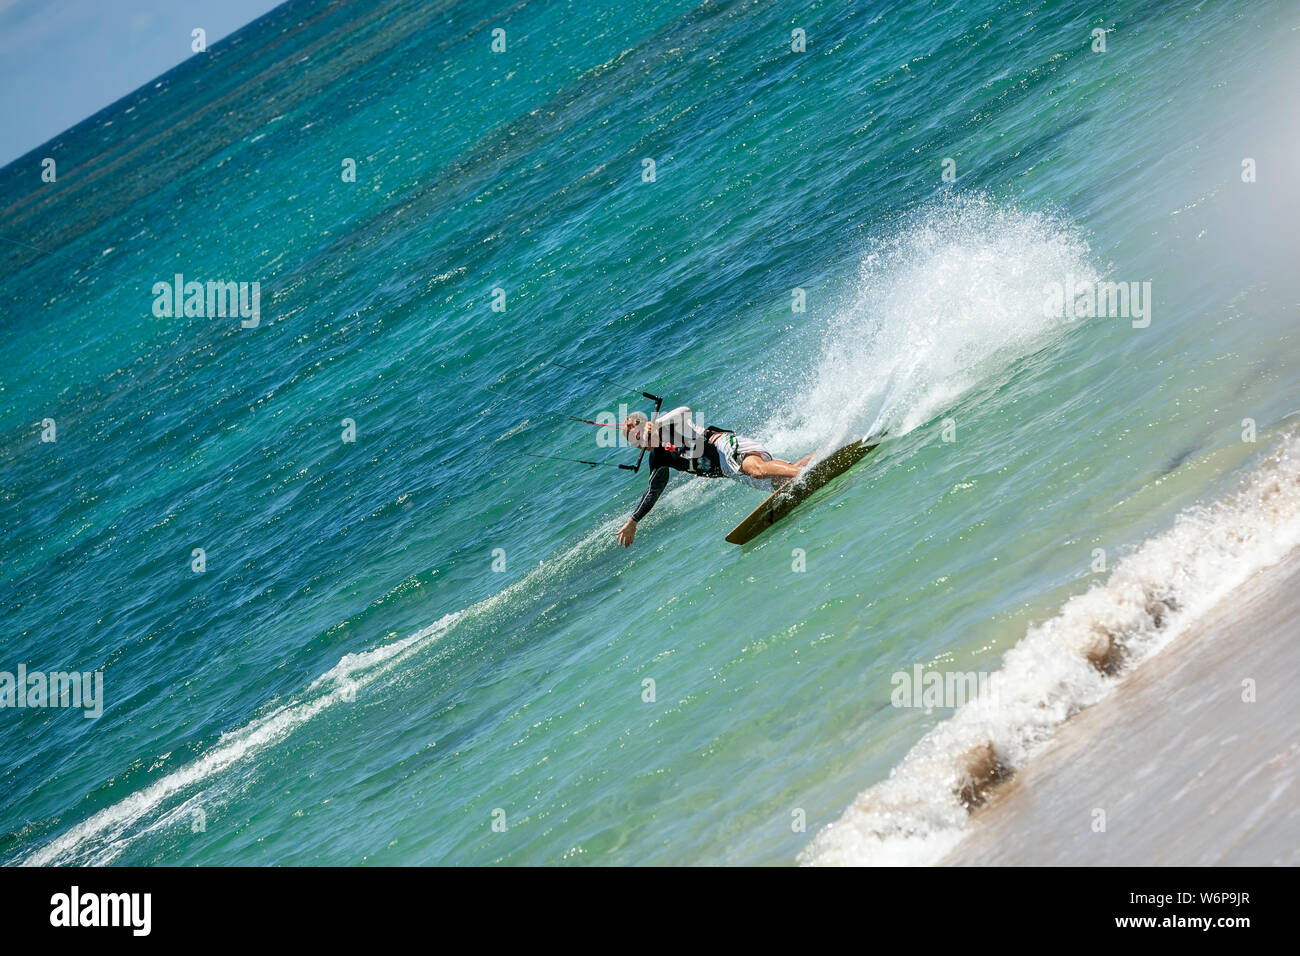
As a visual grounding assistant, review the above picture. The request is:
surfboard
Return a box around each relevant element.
[724,435,885,545]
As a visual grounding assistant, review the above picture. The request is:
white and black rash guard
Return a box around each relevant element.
[630,407,731,522]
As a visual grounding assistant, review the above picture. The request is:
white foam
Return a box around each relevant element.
[21,614,459,866]
[800,432,1300,865]
[766,194,1097,455]
[21,493,647,866]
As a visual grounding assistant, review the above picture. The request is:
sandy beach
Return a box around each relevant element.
[942,547,1300,866]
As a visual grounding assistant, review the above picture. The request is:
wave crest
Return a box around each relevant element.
[801,431,1300,866]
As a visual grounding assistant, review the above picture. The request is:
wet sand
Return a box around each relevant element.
[942,548,1300,866]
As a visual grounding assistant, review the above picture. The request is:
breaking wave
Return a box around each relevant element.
[800,431,1300,866]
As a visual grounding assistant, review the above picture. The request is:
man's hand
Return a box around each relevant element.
[617,517,637,547]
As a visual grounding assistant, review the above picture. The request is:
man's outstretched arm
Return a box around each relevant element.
[618,465,669,547]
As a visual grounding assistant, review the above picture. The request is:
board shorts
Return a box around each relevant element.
[713,433,775,491]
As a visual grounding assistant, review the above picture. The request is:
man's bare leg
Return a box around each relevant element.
[742,454,810,480]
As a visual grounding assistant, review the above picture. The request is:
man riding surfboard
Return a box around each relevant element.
[616,406,812,547]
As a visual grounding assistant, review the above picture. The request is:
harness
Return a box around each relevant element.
[688,425,733,475]
[655,421,733,475]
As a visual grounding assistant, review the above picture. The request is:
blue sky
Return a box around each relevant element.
[0,0,286,167]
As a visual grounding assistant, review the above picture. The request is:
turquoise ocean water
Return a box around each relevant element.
[2,0,1299,865]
